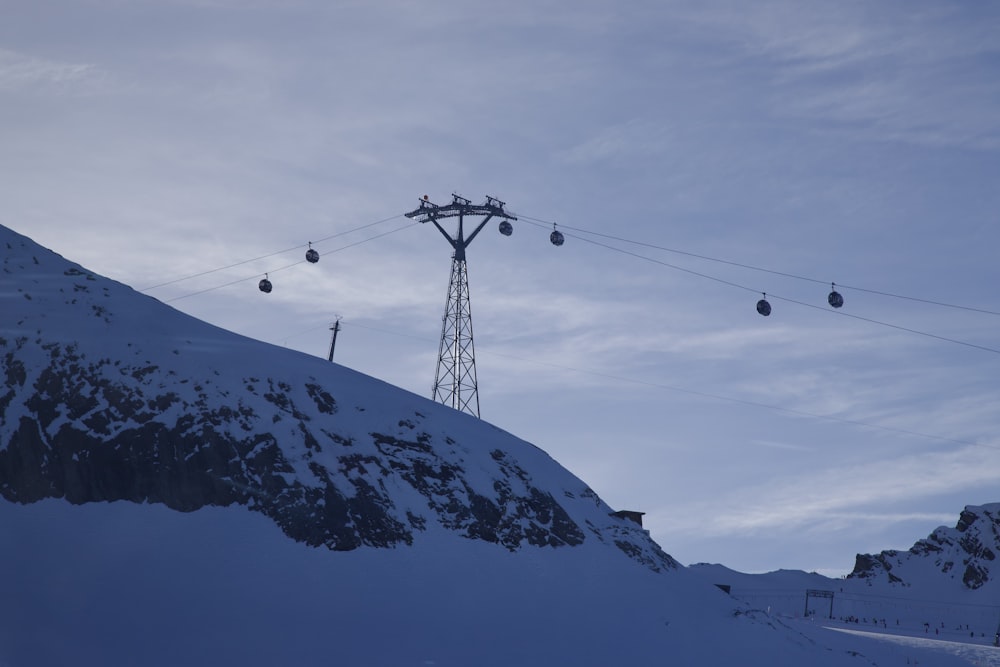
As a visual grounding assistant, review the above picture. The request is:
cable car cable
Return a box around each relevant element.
[140,213,405,291]
[765,291,1000,355]
[518,217,764,295]
[518,214,1000,318]
[162,221,416,302]
[521,220,1000,356]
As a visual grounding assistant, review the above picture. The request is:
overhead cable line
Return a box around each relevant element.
[163,220,415,302]
[518,215,1000,318]
[516,218,1000,356]
[765,291,1000,355]
[141,213,405,291]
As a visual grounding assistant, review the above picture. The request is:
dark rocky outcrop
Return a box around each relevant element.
[0,339,597,553]
[849,504,1000,590]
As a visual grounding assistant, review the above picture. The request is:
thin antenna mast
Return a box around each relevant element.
[327,317,341,362]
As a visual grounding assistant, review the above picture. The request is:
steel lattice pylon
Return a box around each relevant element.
[405,194,517,418]
[434,254,478,415]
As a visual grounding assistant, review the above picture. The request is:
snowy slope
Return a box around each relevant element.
[0,223,986,666]
[690,505,1000,649]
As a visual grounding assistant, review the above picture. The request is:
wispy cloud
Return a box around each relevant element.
[747,439,814,452]
[559,119,677,165]
[675,2,1000,151]
[658,443,1000,538]
[0,49,102,92]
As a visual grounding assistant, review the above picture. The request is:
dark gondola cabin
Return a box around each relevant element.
[828,285,843,308]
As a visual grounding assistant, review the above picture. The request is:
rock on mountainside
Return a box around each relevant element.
[849,503,1000,590]
[0,223,676,571]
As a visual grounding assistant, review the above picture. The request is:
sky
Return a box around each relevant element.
[2,0,1000,576]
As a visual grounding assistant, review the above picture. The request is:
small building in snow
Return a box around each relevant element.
[610,510,645,527]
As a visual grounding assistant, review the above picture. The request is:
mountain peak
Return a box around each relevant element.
[848,503,1000,590]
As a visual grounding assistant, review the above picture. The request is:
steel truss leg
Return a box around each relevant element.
[432,255,480,417]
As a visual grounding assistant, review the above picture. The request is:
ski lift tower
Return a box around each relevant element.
[405,194,517,418]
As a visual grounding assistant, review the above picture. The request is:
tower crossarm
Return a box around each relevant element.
[404,195,518,224]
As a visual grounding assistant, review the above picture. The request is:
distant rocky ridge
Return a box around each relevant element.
[849,504,999,589]
[0,225,677,572]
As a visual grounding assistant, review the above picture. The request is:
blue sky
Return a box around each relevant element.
[3,0,999,575]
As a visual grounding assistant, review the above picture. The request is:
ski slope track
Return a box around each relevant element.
[0,222,992,666]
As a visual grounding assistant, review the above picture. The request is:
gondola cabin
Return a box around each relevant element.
[305,243,319,263]
[828,286,843,308]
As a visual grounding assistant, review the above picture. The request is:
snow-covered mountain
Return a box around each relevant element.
[850,504,1000,591]
[690,505,1000,650]
[1,223,673,570]
[1,223,992,667]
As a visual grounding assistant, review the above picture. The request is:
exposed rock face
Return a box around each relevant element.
[848,504,999,590]
[0,225,676,572]
[849,552,905,585]
[0,336,590,554]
